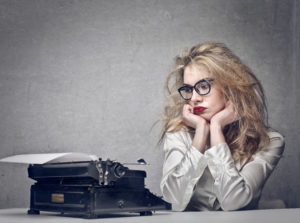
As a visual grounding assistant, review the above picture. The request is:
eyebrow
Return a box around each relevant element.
[183,77,211,86]
[182,83,193,87]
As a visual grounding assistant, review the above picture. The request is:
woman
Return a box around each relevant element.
[159,42,285,211]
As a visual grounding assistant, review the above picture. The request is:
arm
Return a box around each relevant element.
[210,101,239,147]
[160,131,208,211]
[207,101,284,210]
[160,104,210,211]
[182,104,210,153]
[204,131,285,211]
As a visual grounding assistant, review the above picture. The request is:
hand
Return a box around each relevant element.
[210,101,240,130]
[182,104,210,153]
[182,104,208,129]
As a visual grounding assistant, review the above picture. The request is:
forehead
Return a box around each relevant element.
[183,64,212,85]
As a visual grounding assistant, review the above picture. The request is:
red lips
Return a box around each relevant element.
[193,106,206,114]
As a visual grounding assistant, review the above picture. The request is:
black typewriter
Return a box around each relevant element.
[26,153,171,218]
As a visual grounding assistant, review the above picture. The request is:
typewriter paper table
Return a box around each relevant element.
[0,208,300,223]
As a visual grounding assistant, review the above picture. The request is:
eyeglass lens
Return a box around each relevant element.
[179,80,211,100]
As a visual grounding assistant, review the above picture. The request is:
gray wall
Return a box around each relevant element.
[0,0,299,209]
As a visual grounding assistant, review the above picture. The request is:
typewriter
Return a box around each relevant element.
[25,153,171,218]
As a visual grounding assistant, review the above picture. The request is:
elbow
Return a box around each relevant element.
[160,181,187,211]
[220,198,258,211]
[160,182,172,204]
[220,201,241,211]
[220,199,248,211]
[219,190,254,211]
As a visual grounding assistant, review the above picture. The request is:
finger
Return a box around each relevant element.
[226,101,236,113]
[233,111,241,122]
[231,105,240,122]
[226,101,240,122]
[183,104,193,114]
[226,100,235,109]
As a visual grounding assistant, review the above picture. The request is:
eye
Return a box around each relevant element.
[201,83,209,89]
[183,87,193,93]
[197,82,209,90]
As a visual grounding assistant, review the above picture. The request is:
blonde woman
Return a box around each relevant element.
[160,42,285,211]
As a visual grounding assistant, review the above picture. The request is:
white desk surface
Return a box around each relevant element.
[0,208,300,223]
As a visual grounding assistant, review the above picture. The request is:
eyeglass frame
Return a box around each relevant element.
[177,78,215,100]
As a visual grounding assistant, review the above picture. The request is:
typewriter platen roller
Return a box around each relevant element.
[27,155,171,218]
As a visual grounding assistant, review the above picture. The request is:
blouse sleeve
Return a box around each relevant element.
[160,131,208,211]
[204,131,285,211]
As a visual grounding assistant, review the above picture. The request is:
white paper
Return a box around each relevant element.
[0,153,98,164]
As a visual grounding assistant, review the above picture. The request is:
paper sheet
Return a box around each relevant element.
[0,153,98,164]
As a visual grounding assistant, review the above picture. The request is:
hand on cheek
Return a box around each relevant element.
[210,101,240,129]
[182,104,210,153]
[182,104,209,129]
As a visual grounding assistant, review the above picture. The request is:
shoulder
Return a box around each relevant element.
[163,130,193,153]
[256,130,285,160]
[267,130,285,152]
[165,130,191,141]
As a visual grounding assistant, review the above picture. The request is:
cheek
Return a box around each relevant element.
[209,92,226,113]
[215,97,226,110]
[201,103,225,121]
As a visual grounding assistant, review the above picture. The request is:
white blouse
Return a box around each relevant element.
[160,130,285,211]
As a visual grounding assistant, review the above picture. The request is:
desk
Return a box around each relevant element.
[0,208,299,223]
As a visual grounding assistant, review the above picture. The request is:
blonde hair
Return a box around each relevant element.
[160,42,270,162]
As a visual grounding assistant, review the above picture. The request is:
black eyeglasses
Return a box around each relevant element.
[178,78,214,100]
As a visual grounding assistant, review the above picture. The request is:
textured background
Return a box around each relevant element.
[0,0,299,209]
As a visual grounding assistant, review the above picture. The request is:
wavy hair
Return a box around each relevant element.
[160,42,270,162]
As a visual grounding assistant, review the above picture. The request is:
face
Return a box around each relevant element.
[183,63,226,121]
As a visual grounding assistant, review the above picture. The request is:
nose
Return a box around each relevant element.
[190,89,203,102]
